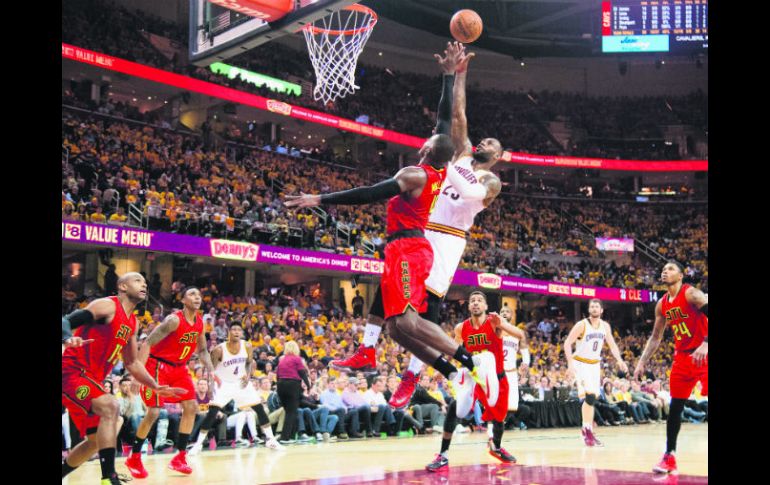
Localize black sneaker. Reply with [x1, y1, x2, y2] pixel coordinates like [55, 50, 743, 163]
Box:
[425, 453, 449, 472]
[488, 446, 517, 464]
[101, 473, 132, 484]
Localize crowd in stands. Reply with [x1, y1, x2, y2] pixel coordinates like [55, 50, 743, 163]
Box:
[62, 107, 707, 291]
[63, 280, 707, 456]
[63, 0, 708, 161]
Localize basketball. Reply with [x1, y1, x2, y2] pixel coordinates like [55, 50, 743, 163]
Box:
[450, 9, 483, 44]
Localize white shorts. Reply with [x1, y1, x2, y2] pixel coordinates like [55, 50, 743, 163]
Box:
[424, 229, 467, 297]
[506, 372, 519, 411]
[211, 381, 261, 409]
[573, 359, 601, 398]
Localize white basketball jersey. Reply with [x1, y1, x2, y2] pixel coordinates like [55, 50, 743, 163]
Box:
[215, 341, 249, 383]
[502, 335, 519, 372]
[573, 319, 607, 363]
[429, 156, 486, 231]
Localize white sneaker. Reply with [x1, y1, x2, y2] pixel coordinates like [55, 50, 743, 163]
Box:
[316, 432, 324, 441]
[266, 438, 285, 450]
[452, 368, 475, 419]
[298, 433, 313, 442]
[454, 424, 470, 434]
[327, 434, 338, 442]
[432, 425, 444, 433]
[472, 351, 499, 407]
[236, 438, 251, 448]
[187, 442, 203, 456]
[254, 436, 265, 444]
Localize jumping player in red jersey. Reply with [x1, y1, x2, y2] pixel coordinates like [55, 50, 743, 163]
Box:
[634, 261, 708, 474]
[125, 286, 218, 478]
[285, 44, 492, 399]
[62, 272, 183, 485]
[426, 291, 523, 472]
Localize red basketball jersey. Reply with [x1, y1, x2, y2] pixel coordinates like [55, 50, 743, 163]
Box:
[461, 316, 504, 375]
[386, 164, 445, 234]
[150, 310, 203, 364]
[62, 296, 136, 382]
[661, 284, 708, 352]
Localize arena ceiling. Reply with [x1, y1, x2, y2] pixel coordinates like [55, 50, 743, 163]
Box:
[361, 0, 603, 58]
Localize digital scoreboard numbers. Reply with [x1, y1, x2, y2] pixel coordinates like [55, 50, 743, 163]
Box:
[602, 0, 708, 53]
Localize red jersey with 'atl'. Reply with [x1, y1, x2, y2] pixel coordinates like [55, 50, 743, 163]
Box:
[661, 284, 708, 352]
[150, 310, 203, 364]
[386, 164, 445, 235]
[461, 316, 504, 375]
[62, 296, 136, 382]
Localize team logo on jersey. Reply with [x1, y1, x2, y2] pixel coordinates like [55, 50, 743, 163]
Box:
[145, 387, 153, 400]
[180, 332, 199, 344]
[75, 385, 90, 400]
[477, 273, 502, 289]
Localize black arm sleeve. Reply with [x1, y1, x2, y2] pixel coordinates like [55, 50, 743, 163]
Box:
[62, 309, 95, 342]
[699, 304, 708, 318]
[434, 74, 455, 136]
[297, 368, 311, 390]
[319, 178, 401, 205]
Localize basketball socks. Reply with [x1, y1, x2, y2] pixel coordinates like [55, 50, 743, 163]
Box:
[407, 355, 424, 375]
[176, 433, 190, 453]
[453, 346, 475, 371]
[440, 437, 451, 457]
[492, 421, 504, 449]
[363, 323, 382, 347]
[98, 448, 116, 479]
[132, 435, 145, 454]
[432, 356, 458, 380]
[666, 399, 686, 454]
[62, 460, 76, 478]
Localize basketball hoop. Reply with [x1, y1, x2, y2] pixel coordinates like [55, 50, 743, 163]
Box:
[302, 4, 377, 104]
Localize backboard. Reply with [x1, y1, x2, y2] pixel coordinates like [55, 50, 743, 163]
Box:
[189, 0, 361, 66]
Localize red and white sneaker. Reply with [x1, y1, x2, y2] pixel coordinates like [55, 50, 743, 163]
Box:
[583, 427, 602, 447]
[330, 346, 376, 373]
[125, 452, 148, 479]
[168, 451, 193, 475]
[653, 453, 678, 474]
[388, 370, 418, 409]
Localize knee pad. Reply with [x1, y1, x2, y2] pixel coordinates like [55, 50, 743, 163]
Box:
[584, 394, 596, 406]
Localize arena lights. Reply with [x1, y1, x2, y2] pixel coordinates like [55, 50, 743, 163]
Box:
[62, 43, 708, 173]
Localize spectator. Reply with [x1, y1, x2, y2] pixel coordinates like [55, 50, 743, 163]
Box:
[275, 340, 310, 444]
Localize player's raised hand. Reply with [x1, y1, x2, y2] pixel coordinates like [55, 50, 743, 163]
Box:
[284, 192, 321, 208]
[487, 311, 502, 327]
[63, 337, 95, 350]
[455, 42, 475, 73]
[155, 386, 188, 397]
[434, 41, 463, 74]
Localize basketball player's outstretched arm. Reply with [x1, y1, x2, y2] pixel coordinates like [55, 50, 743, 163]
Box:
[433, 42, 461, 135]
[137, 313, 181, 365]
[283, 167, 427, 208]
[603, 322, 629, 373]
[634, 299, 667, 379]
[450, 43, 475, 160]
[61, 297, 116, 349]
[196, 331, 220, 386]
[686, 286, 708, 366]
[123, 334, 185, 397]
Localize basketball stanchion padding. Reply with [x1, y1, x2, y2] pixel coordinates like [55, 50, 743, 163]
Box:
[207, 0, 294, 22]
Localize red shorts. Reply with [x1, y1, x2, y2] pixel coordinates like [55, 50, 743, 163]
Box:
[62, 365, 106, 436]
[670, 351, 708, 399]
[474, 374, 509, 423]
[141, 357, 196, 407]
[381, 237, 434, 319]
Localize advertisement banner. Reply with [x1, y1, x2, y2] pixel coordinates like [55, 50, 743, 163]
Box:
[62, 222, 657, 302]
[596, 237, 635, 252]
[62, 43, 708, 173]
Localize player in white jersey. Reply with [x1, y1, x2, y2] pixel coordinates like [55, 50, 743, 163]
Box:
[188, 322, 284, 453]
[564, 299, 628, 447]
[499, 306, 530, 418]
[387, 42, 506, 409]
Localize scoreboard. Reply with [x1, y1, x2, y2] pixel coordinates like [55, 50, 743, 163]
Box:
[601, 0, 708, 53]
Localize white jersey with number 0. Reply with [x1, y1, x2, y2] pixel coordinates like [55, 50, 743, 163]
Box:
[573, 319, 607, 364]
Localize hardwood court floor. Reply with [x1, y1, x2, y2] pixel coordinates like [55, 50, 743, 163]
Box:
[63, 423, 707, 484]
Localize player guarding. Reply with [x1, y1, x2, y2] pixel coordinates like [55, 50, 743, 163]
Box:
[634, 261, 708, 474]
[426, 292, 522, 472]
[188, 322, 284, 454]
[564, 298, 628, 447]
[62, 273, 182, 484]
[499, 306, 530, 427]
[389, 41, 505, 409]
[125, 287, 217, 478]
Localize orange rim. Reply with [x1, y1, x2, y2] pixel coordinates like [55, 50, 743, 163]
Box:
[305, 4, 377, 36]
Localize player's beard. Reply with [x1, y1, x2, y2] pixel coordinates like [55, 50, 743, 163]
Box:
[472, 150, 495, 165]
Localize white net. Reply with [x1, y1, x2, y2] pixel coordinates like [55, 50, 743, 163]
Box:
[302, 5, 377, 104]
